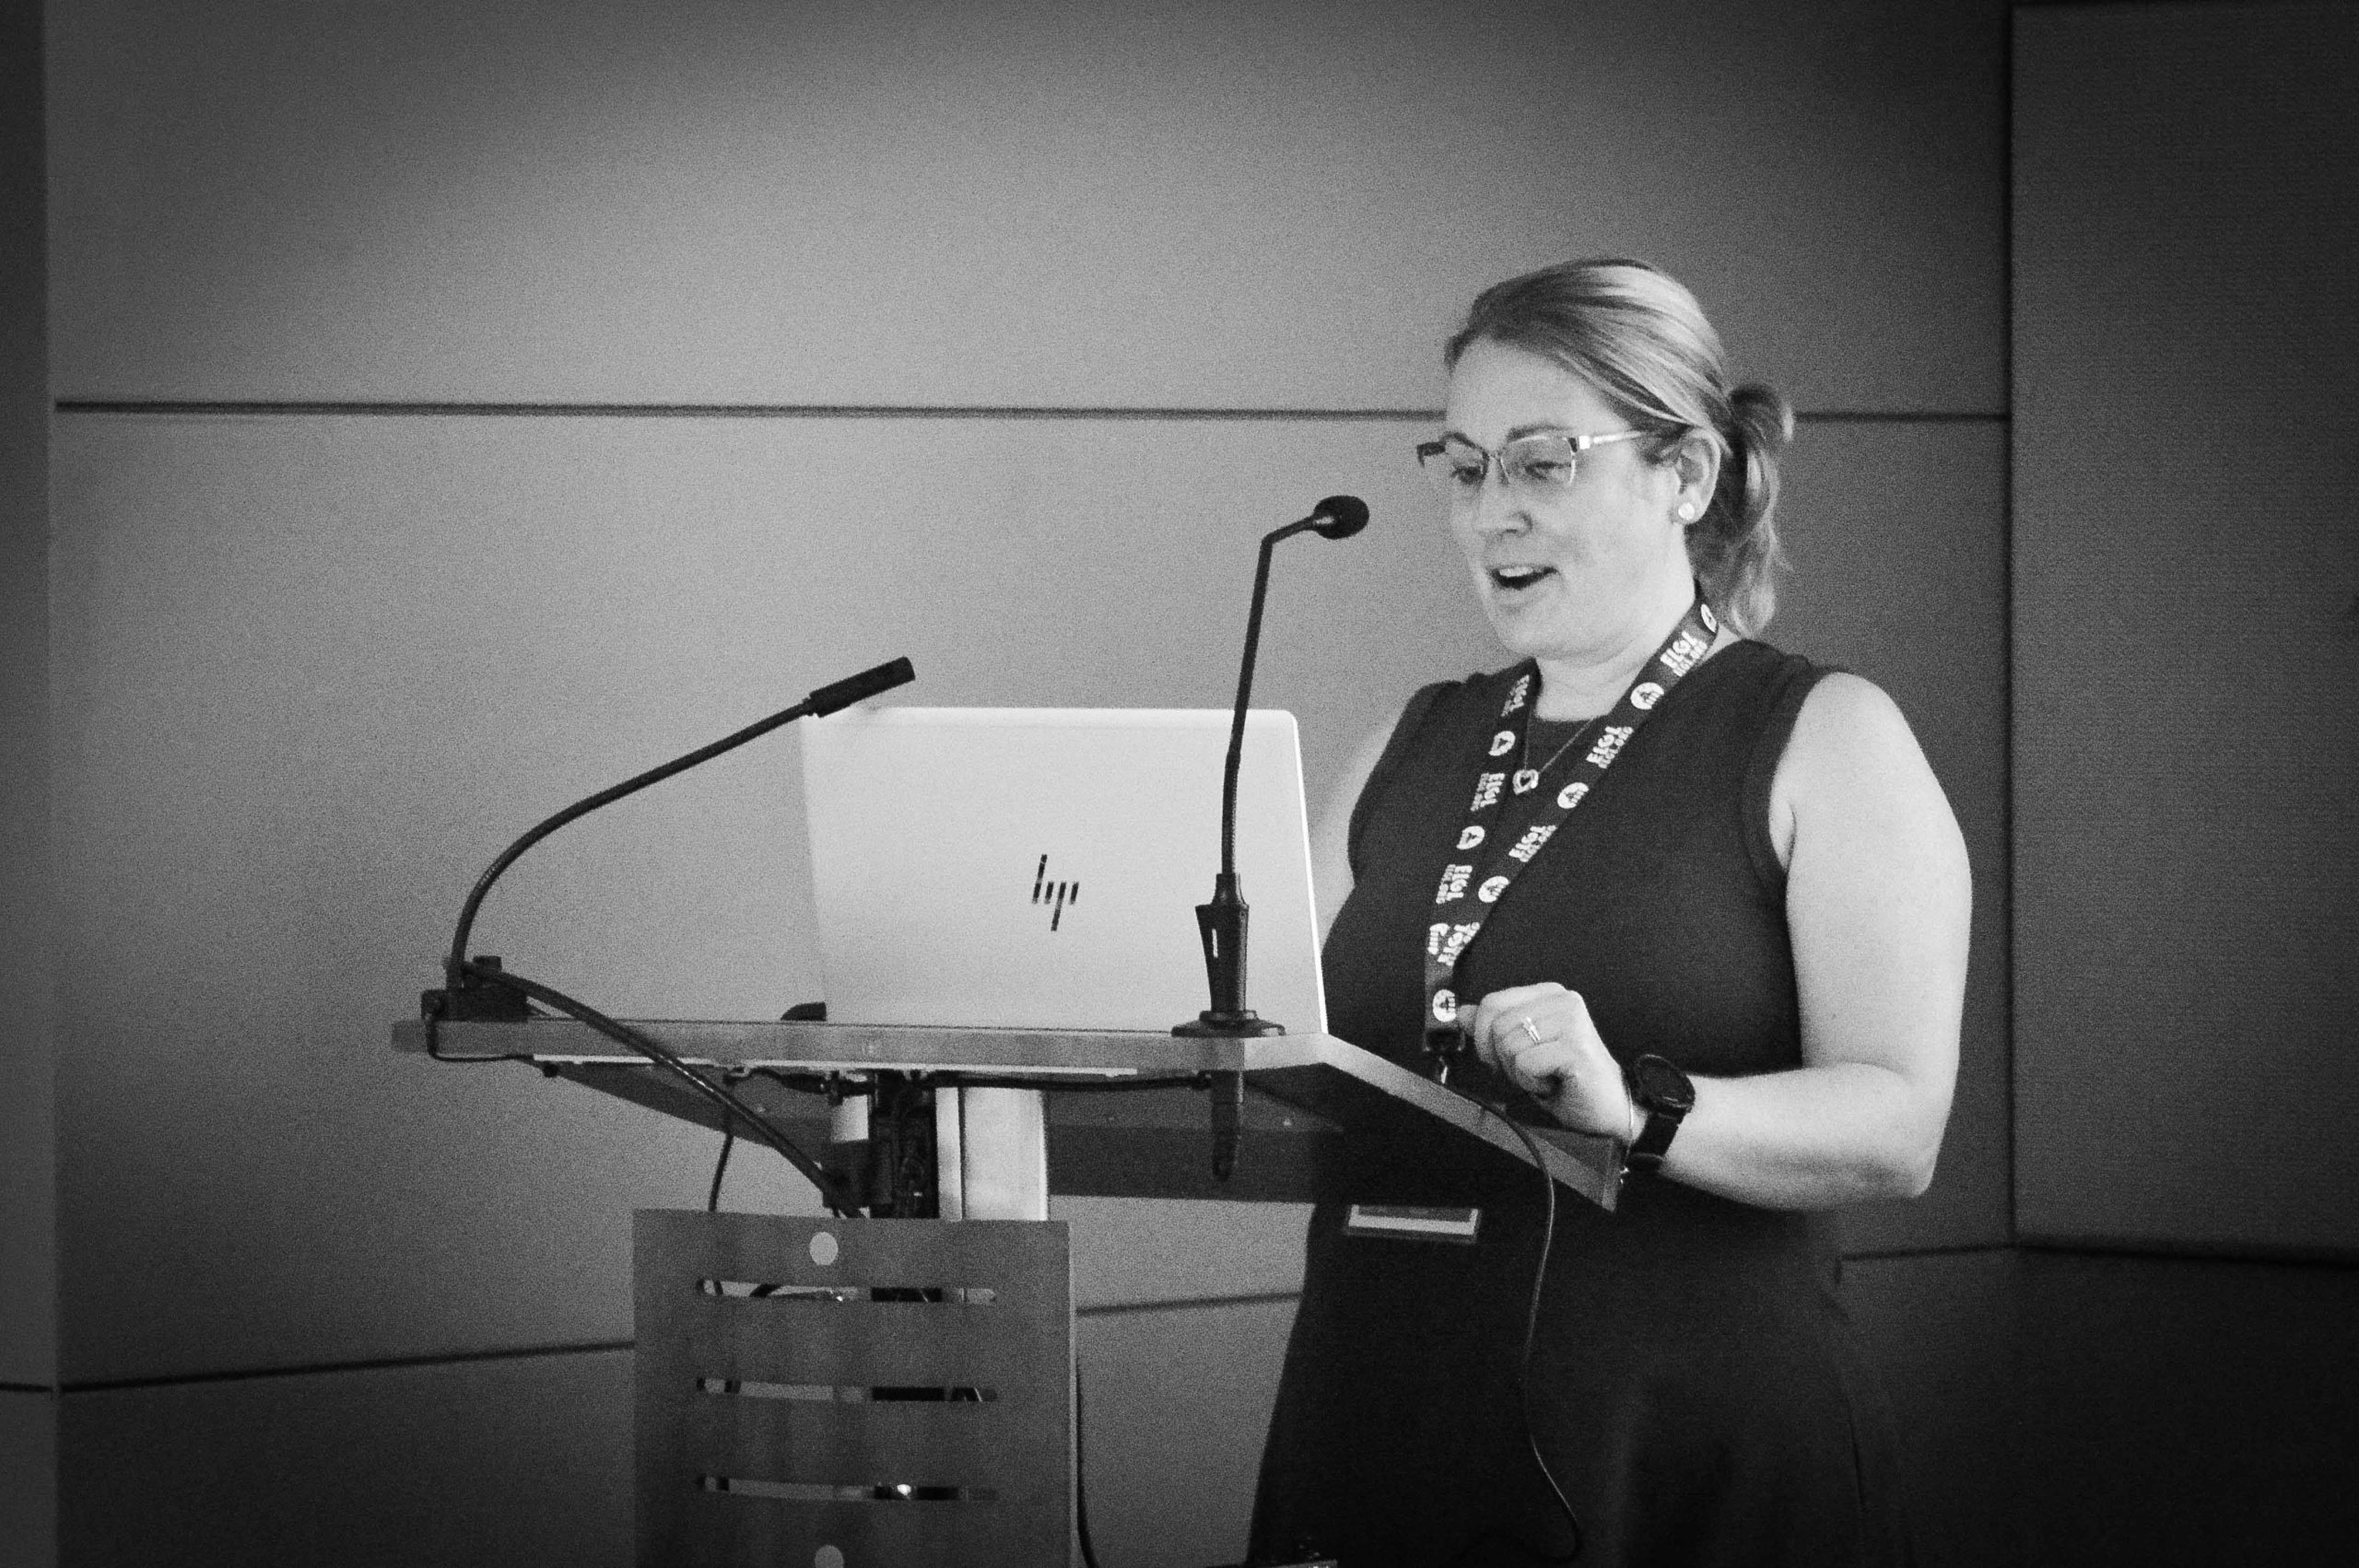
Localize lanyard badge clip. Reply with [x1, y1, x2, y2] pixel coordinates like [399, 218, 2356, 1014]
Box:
[1423, 1020, 1470, 1083]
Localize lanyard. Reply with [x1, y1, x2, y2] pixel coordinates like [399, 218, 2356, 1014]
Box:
[1420, 595, 1720, 1081]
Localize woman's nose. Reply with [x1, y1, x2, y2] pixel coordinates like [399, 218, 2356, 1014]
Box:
[1469, 473, 1527, 534]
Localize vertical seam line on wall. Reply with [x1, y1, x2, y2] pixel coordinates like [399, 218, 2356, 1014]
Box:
[2001, 0, 2021, 1249]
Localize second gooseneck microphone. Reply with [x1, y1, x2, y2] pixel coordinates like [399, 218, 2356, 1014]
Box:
[1176, 494, 1369, 1040]
[443, 655, 920, 1023]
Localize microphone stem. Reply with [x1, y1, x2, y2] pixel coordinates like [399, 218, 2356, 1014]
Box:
[445, 655, 913, 982]
[1177, 505, 1349, 1046]
[447, 699, 807, 979]
[1221, 517, 1315, 878]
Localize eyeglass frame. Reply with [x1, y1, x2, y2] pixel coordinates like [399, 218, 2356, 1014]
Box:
[1414, 427, 1649, 501]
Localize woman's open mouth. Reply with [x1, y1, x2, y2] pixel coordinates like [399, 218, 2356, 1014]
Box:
[1489, 565, 1556, 593]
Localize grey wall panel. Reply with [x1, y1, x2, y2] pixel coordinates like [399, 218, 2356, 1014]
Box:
[1059, 1197, 1308, 1311]
[46, 411, 1493, 1381]
[2018, 1252, 2359, 1565]
[1775, 421, 2012, 1254]
[2013, 6, 2359, 1254]
[50, 404, 1998, 1381]
[1839, 1250, 2021, 1568]
[49, 0, 2004, 414]
[1076, 1295, 1297, 1568]
[0, 0, 54, 1390]
[57, 1352, 631, 1568]
[0, 1389, 58, 1568]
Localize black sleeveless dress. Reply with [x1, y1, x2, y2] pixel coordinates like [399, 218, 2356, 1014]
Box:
[1249, 642, 1911, 1568]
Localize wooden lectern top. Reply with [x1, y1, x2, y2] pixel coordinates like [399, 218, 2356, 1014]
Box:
[393, 1018, 1622, 1211]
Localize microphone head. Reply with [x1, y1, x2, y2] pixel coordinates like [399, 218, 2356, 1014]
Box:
[804, 656, 917, 718]
[1309, 495, 1370, 538]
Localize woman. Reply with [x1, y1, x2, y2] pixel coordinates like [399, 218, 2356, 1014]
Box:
[1249, 259, 1968, 1567]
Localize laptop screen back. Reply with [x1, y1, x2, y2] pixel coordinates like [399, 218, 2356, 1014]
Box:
[801, 707, 1326, 1035]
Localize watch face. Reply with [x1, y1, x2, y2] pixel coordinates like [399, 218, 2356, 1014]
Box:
[1633, 1056, 1696, 1115]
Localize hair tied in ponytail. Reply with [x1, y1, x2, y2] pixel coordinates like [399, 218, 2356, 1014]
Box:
[1447, 260, 1794, 634]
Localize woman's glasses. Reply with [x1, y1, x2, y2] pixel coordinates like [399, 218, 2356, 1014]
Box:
[1414, 428, 1645, 503]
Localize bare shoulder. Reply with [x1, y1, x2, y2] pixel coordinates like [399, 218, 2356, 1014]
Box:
[1769, 669, 1965, 876]
[1790, 671, 1919, 772]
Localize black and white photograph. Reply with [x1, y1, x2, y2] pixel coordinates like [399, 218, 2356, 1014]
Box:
[3, 2, 2353, 1564]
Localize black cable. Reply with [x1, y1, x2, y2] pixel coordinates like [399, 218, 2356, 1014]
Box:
[745, 1067, 1178, 1103]
[707, 1129, 734, 1212]
[1499, 1109, 1583, 1562]
[421, 667, 914, 1206]
[426, 1016, 1224, 1225]
[463, 958, 861, 1217]
[1438, 1098, 1584, 1568]
[1074, 1360, 1103, 1568]
[749, 1067, 858, 1097]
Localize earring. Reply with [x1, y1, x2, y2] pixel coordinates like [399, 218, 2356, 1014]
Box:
[1675, 501, 1699, 522]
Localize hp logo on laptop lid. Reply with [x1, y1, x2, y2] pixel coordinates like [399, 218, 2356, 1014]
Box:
[1029, 854, 1080, 930]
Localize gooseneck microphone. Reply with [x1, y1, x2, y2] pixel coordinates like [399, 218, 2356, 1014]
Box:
[420, 654, 915, 1217]
[437, 655, 915, 1005]
[1176, 495, 1369, 1043]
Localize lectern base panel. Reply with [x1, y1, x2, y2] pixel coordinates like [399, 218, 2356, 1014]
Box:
[635, 1211, 1074, 1567]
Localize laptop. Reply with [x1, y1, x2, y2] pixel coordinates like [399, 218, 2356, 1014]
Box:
[800, 707, 1327, 1036]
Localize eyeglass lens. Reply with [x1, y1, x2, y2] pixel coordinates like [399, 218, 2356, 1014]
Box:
[1420, 434, 1580, 497]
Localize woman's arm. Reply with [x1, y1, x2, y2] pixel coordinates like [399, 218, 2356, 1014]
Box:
[1473, 672, 1970, 1209]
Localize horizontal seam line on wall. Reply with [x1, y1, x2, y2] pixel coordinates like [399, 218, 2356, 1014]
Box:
[58, 1340, 635, 1395]
[53, 399, 2006, 425]
[1077, 1289, 1300, 1319]
[51, 1299, 1320, 1390]
[0, 1380, 57, 1395]
[56, 400, 1440, 422]
[2014, 1236, 2359, 1270]
[1840, 1242, 2019, 1262]
[1801, 410, 2006, 424]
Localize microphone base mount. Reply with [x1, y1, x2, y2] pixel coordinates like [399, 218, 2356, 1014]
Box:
[421, 954, 531, 1024]
[1172, 1011, 1286, 1038]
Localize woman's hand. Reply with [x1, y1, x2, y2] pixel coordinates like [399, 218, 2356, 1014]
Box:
[1462, 982, 1638, 1141]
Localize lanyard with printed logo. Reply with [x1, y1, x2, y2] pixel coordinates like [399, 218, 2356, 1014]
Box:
[1421, 595, 1720, 1081]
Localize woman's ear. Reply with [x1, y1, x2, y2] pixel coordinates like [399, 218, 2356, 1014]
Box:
[1670, 432, 1720, 521]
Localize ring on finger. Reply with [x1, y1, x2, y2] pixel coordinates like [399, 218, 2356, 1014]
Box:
[1519, 1014, 1544, 1047]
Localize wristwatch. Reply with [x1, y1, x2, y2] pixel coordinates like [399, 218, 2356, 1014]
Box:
[1624, 1054, 1696, 1175]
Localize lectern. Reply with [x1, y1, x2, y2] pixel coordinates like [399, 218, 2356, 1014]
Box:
[393, 1018, 1623, 1565]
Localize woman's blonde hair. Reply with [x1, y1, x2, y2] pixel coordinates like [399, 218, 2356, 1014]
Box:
[1445, 258, 1794, 634]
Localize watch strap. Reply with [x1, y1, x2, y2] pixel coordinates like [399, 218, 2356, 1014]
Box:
[1625, 1056, 1694, 1175]
[1627, 1106, 1683, 1173]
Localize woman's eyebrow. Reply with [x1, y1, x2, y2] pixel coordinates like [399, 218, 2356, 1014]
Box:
[1436, 423, 1578, 444]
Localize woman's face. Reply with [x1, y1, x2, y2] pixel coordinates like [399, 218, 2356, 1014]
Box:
[1439, 338, 1694, 671]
